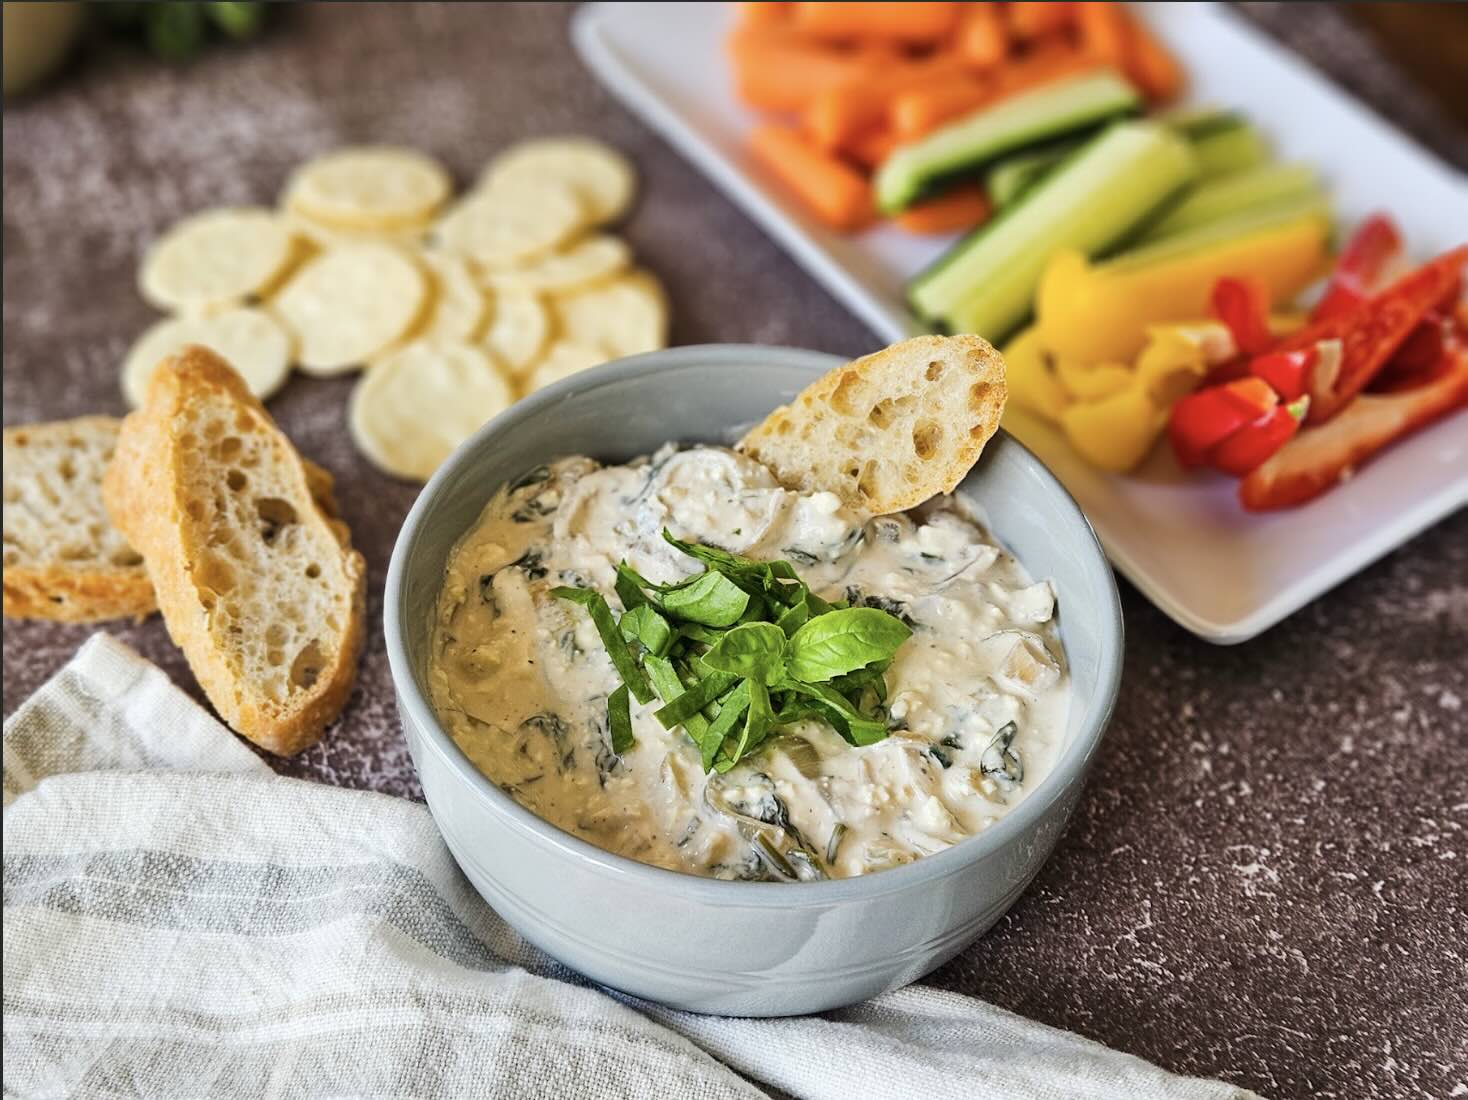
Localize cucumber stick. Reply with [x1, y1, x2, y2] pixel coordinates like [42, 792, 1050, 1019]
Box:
[1138, 163, 1321, 242]
[985, 111, 1268, 210]
[875, 70, 1141, 213]
[985, 143, 1075, 207]
[909, 121, 1196, 341]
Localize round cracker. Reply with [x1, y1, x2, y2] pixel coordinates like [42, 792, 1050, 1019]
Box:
[350, 340, 513, 481]
[139, 207, 297, 313]
[482, 233, 630, 295]
[283, 209, 429, 251]
[122, 308, 293, 407]
[433, 180, 586, 266]
[482, 138, 636, 224]
[284, 146, 451, 230]
[273, 242, 428, 375]
[552, 269, 668, 359]
[522, 340, 610, 395]
[422, 252, 488, 342]
[481, 289, 549, 374]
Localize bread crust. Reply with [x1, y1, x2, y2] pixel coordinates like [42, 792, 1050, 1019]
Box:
[738, 335, 1008, 515]
[2, 565, 156, 622]
[103, 346, 366, 755]
[2, 415, 158, 623]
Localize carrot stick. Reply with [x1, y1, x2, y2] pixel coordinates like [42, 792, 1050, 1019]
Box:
[894, 185, 992, 234]
[792, 2, 962, 45]
[844, 127, 901, 171]
[890, 79, 995, 140]
[955, 3, 1009, 71]
[1073, 2, 1129, 69]
[994, 40, 1103, 94]
[1006, 2, 1075, 40]
[803, 54, 966, 149]
[1118, 8, 1184, 102]
[727, 28, 873, 112]
[749, 123, 876, 231]
[737, 2, 791, 28]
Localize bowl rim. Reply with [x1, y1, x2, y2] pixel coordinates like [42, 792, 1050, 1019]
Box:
[385, 343, 1124, 905]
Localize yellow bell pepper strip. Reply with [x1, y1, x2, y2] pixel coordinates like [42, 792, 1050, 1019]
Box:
[1055, 358, 1132, 401]
[1046, 321, 1229, 473]
[1135, 321, 1233, 404]
[1240, 336, 1468, 510]
[1034, 209, 1332, 365]
[1059, 385, 1169, 473]
[1000, 326, 1071, 424]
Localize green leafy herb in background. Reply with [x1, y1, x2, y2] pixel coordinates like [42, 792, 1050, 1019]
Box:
[555, 530, 912, 772]
[95, 2, 267, 65]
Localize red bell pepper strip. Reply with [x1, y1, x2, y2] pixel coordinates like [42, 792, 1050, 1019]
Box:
[1311, 213, 1404, 322]
[1240, 337, 1468, 510]
[1209, 396, 1309, 477]
[1211, 276, 1275, 357]
[1278, 244, 1468, 425]
[1250, 347, 1317, 401]
[1168, 377, 1277, 468]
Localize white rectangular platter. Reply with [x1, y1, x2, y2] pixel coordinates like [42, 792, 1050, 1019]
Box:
[573, 1, 1468, 643]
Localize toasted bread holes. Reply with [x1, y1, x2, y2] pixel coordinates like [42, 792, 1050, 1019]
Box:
[290, 640, 325, 689]
[912, 420, 943, 461]
[256, 498, 297, 544]
[926, 360, 945, 381]
[827, 372, 863, 415]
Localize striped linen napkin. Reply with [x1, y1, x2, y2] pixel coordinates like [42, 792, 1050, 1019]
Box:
[3, 634, 1255, 1099]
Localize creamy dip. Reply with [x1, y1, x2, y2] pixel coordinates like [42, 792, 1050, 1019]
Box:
[428, 445, 1069, 881]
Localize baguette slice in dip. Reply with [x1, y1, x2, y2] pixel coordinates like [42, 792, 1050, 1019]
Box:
[738, 334, 1007, 516]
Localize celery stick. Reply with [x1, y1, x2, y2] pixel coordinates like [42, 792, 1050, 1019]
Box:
[876, 70, 1141, 213]
[1138, 163, 1322, 242]
[909, 121, 1197, 342]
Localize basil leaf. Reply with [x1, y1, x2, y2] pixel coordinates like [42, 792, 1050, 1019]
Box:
[700, 680, 750, 770]
[724, 679, 774, 766]
[653, 670, 739, 728]
[702, 622, 788, 685]
[606, 684, 634, 755]
[644, 654, 713, 745]
[552, 587, 653, 704]
[619, 604, 673, 658]
[676, 623, 725, 647]
[775, 593, 810, 638]
[787, 607, 912, 683]
[614, 563, 650, 611]
[659, 569, 750, 627]
[780, 681, 890, 746]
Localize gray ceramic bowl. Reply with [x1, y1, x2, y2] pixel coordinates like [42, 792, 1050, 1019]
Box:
[386, 344, 1123, 1016]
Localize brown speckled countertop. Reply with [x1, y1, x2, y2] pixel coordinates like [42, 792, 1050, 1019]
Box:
[4, 5, 1465, 1098]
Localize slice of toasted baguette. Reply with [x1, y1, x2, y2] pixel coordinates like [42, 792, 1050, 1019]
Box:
[3, 417, 157, 622]
[103, 346, 366, 755]
[738, 335, 1008, 515]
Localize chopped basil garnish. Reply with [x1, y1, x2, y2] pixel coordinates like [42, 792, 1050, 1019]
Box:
[553, 529, 911, 772]
[606, 684, 634, 755]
